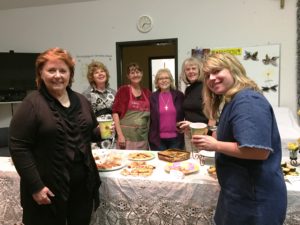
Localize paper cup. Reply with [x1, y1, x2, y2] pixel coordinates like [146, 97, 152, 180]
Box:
[189, 123, 208, 136]
[98, 119, 113, 139]
[189, 123, 208, 154]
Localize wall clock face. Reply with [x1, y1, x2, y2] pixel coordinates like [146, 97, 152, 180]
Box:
[137, 15, 153, 33]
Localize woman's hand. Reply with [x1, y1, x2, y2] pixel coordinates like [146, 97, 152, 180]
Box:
[176, 120, 191, 133]
[32, 186, 55, 205]
[117, 134, 126, 149]
[191, 134, 218, 151]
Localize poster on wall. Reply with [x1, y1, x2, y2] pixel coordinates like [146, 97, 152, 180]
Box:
[204, 44, 280, 106]
[73, 54, 114, 93]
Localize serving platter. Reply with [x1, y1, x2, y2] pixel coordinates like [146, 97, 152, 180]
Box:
[92, 149, 126, 171]
[199, 150, 215, 158]
[127, 152, 155, 161]
[158, 149, 190, 162]
[97, 162, 127, 172]
[164, 161, 199, 175]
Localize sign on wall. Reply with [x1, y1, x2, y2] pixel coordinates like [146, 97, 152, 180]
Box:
[193, 44, 281, 106]
[73, 54, 114, 93]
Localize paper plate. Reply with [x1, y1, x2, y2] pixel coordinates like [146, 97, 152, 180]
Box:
[127, 152, 155, 161]
[164, 161, 199, 175]
[199, 150, 215, 158]
[97, 162, 127, 172]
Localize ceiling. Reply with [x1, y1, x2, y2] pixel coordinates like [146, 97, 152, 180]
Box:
[0, 0, 95, 10]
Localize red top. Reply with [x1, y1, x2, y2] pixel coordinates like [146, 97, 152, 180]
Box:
[112, 85, 151, 119]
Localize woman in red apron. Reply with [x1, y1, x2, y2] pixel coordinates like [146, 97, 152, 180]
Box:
[112, 63, 151, 150]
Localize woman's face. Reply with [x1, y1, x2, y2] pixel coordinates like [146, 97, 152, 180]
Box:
[205, 68, 234, 95]
[185, 63, 199, 83]
[157, 72, 171, 91]
[128, 68, 142, 85]
[93, 68, 107, 86]
[41, 59, 70, 95]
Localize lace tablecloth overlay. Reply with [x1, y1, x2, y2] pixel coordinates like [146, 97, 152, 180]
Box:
[91, 177, 219, 225]
[0, 152, 300, 225]
[0, 157, 23, 225]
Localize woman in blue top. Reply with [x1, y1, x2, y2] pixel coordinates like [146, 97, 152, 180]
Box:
[192, 52, 287, 225]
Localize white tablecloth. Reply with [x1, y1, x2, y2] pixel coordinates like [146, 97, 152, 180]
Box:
[1, 150, 300, 225]
[0, 157, 23, 225]
[91, 151, 219, 225]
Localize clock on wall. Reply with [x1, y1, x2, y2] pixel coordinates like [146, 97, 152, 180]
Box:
[137, 15, 153, 33]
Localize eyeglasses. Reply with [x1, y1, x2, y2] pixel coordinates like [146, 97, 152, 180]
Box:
[158, 77, 170, 81]
[129, 69, 142, 75]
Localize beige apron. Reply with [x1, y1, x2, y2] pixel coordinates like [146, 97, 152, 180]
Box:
[120, 88, 150, 150]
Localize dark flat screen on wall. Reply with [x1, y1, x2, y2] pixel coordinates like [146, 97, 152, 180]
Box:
[0, 52, 39, 92]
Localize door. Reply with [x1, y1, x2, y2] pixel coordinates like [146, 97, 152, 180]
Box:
[116, 38, 178, 90]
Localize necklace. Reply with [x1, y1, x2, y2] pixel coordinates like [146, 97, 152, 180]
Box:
[160, 93, 171, 110]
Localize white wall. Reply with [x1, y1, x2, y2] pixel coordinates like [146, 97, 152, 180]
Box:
[0, 0, 297, 127]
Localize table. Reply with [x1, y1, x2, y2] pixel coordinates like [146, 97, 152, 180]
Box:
[91, 151, 219, 225]
[1, 151, 300, 225]
[0, 157, 23, 225]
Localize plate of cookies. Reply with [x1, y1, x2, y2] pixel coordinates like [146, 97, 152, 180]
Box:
[120, 161, 156, 177]
[93, 150, 126, 172]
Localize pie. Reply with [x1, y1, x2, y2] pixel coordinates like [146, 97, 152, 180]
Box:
[127, 152, 154, 161]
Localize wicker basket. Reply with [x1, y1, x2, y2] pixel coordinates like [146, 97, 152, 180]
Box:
[158, 149, 190, 162]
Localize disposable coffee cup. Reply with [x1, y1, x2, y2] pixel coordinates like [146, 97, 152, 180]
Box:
[189, 123, 208, 154]
[189, 123, 208, 136]
[98, 119, 113, 139]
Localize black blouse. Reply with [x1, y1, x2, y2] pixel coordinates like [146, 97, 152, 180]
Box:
[182, 81, 208, 123]
[9, 84, 101, 206]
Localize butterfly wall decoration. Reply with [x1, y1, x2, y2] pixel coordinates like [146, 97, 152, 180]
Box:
[262, 54, 279, 66]
[261, 84, 278, 93]
[243, 51, 259, 61]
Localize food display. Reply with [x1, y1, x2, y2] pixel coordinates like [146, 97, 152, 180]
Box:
[121, 161, 156, 177]
[92, 150, 126, 171]
[127, 152, 155, 161]
[158, 149, 190, 162]
[164, 161, 199, 175]
[281, 162, 299, 176]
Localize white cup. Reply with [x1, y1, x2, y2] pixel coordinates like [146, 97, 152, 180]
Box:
[189, 123, 208, 154]
[189, 123, 208, 136]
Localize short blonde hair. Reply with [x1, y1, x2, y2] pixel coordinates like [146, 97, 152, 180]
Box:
[154, 68, 176, 90]
[180, 57, 203, 84]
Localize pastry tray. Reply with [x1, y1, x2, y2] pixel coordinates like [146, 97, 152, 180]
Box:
[158, 149, 190, 162]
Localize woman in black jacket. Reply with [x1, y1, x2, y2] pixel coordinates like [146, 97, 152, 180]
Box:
[9, 47, 102, 225]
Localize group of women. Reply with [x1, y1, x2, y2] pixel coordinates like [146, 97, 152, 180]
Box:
[9, 47, 287, 225]
[82, 57, 209, 152]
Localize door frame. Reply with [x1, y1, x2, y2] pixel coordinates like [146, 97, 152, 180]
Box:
[116, 38, 178, 88]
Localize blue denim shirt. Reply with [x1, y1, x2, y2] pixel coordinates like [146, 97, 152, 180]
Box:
[214, 89, 287, 225]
